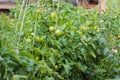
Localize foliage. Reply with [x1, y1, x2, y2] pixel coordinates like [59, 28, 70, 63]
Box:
[0, 0, 120, 80]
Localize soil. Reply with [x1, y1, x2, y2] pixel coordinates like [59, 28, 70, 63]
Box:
[0, 0, 98, 15]
[0, 3, 16, 9]
[78, 1, 98, 9]
[0, 9, 10, 15]
[0, 3, 16, 15]
[87, 2, 98, 9]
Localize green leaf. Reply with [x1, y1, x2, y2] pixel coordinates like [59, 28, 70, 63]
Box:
[105, 78, 120, 80]
[57, 75, 64, 80]
[70, 31, 74, 36]
[0, 56, 4, 61]
[89, 50, 96, 58]
[74, 62, 86, 72]
[63, 64, 72, 74]
[90, 43, 96, 49]
[13, 75, 27, 80]
[103, 48, 110, 55]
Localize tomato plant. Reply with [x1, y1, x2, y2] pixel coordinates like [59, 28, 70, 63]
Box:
[0, 0, 120, 80]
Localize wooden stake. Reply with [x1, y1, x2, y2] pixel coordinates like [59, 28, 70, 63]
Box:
[99, 0, 106, 13]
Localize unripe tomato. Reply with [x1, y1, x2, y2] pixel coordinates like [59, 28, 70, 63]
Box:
[55, 29, 62, 37]
[51, 12, 56, 19]
[36, 57, 39, 60]
[36, 9, 41, 13]
[81, 26, 87, 32]
[99, 20, 104, 23]
[31, 32, 35, 36]
[29, 29, 33, 33]
[93, 26, 97, 30]
[26, 38, 31, 43]
[118, 34, 120, 39]
[86, 21, 91, 26]
[93, 26, 100, 32]
[49, 26, 55, 32]
[79, 32, 83, 35]
[36, 36, 44, 42]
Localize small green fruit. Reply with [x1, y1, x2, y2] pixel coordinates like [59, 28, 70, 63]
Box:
[118, 34, 120, 39]
[55, 29, 62, 37]
[36, 36, 44, 42]
[51, 12, 56, 18]
[26, 38, 31, 43]
[49, 26, 55, 32]
[81, 26, 87, 32]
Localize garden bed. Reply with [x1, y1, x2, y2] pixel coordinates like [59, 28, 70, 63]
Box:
[0, 0, 120, 80]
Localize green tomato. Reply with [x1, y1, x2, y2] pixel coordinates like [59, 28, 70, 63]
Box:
[49, 26, 55, 32]
[26, 38, 31, 43]
[30, 32, 35, 36]
[36, 36, 44, 42]
[29, 29, 33, 32]
[36, 57, 39, 60]
[93, 26, 100, 32]
[81, 26, 87, 32]
[86, 21, 91, 26]
[118, 34, 120, 39]
[51, 12, 56, 19]
[55, 29, 63, 37]
[79, 32, 83, 35]
[36, 9, 41, 13]
[99, 20, 104, 23]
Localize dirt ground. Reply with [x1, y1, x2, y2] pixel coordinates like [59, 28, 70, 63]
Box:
[87, 3, 98, 9]
[0, 3, 16, 9]
[78, 1, 98, 9]
[0, 3, 16, 15]
[0, 0, 98, 15]
[0, 9, 10, 15]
